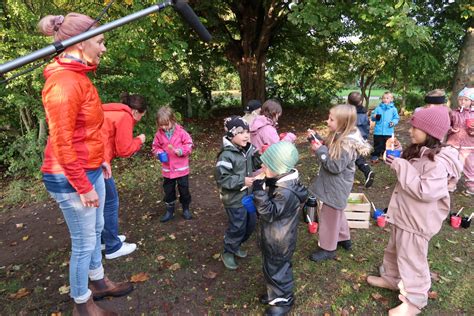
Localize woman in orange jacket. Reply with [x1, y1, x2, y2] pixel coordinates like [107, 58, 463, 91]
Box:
[101, 93, 147, 259]
[39, 13, 131, 315]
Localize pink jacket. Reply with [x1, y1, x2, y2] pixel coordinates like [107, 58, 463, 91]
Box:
[385, 146, 462, 240]
[152, 124, 193, 179]
[249, 115, 296, 151]
[447, 108, 474, 149]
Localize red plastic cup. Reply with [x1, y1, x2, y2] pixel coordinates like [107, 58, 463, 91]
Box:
[308, 222, 318, 234]
[451, 215, 462, 229]
[377, 215, 386, 228]
[466, 118, 474, 128]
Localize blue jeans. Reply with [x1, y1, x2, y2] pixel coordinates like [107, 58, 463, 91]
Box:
[48, 173, 105, 300]
[102, 177, 122, 254]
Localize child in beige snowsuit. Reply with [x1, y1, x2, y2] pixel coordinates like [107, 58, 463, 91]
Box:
[367, 106, 463, 315]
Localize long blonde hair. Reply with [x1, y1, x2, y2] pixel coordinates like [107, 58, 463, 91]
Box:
[325, 104, 358, 160]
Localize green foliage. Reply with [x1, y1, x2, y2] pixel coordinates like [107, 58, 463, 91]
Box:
[403, 91, 425, 111]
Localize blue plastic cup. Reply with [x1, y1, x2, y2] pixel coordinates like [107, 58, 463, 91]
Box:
[242, 195, 256, 213]
[158, 152, 169, 163]
[373, 209, 384, 219]
[386, 149, 401, 158]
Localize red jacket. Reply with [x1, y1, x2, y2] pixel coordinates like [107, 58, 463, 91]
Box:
[102, 103, 143, 163]
[152, 124, 193, 179]
[41, 57, 104, 194]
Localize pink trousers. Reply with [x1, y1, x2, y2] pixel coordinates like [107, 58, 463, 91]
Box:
[380, 225, 430, 309]
[318, 203, 351, 251]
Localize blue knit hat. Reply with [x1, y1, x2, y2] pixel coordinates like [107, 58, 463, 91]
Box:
[261, 141, 299, 174]
[458, 87, 474, 101]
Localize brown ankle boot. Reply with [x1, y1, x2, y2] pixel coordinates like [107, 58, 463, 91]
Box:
[90, 276, 133, 300]
[73, 296, 117, 316]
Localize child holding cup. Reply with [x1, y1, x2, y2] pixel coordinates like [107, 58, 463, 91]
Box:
[367, 106, 462, 315]
[215, 116, 262, 270]
[307, 104, 371, 262]
[252, 141, 308, 315]
[447, 87, 474, 195]
[152, 106, 193, 222]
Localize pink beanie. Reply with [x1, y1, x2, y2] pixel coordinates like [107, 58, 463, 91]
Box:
[410, 106, 450, 140]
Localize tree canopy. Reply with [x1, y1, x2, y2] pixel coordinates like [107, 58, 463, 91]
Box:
[0, 0, 472, 175]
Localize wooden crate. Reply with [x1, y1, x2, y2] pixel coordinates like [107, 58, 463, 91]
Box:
[344, 193, 371, 229]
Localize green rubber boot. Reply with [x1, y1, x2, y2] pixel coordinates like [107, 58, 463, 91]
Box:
[235, 249, 247, 258]
[221, 252, 238, 270]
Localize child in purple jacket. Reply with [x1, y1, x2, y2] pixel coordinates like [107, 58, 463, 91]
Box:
[152, 106, 193, 222]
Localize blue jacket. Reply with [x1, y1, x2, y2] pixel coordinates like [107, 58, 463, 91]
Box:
[356, 106, 370, 140]
[371, 102, 399, 136]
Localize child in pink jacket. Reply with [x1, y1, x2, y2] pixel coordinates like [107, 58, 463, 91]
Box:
[152, 106, 193, 222]
[447, 87, 474, 195]
[367, 106, 462, 315]
[250, 99, 296, 153]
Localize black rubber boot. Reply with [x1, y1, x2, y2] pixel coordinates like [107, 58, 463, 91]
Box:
[309, 249, 336, 262]
[160, 202, 175, 223]
[337, 240, 352, 251]
[182, 206, 192, 220]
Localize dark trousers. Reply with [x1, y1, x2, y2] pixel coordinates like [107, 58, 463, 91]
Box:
[223, 206, 256, 254]
[163, 175, 191, 207]
[372, 135, 391, 158]
[355, 155, 371, 177]
[263, 255, 294, 305]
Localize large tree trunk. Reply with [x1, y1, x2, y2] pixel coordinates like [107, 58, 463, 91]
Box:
[451, 26, 474, 108]
[216, 1, 287, 107]
[238, 56, 266, 106]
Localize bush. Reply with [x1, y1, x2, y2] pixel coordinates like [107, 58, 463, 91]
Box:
[0, 130, 43, 178]
[403, 92, 424, 111]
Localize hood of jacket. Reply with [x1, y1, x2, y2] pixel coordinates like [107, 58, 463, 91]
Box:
[341, 129, 372, 156]
[379, 102, 395, 111]
[102, 103, 135, 122]
[43, 57, 97, 79]
[421, 146, 463, 181]
[250, 115, 275, 133]
[275, 169, 308, 203]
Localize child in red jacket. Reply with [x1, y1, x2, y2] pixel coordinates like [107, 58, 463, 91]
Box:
[152, 106, 193, 222]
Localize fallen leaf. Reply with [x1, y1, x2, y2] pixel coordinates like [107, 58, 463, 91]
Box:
[169, 234, 176, 240]
[352, 283, 361, 291]
[58, 285, 70, 295]
[203, 270, 217, 279]
[434, 241, 441, 249]
[446, 239, 458, 244]
[341, 308, 350, 316]
[169, 263, 181, 271]
[9, 288, 30, 299]
[22, 235, 29, 241]
[205, 295, 213, 303]
[428, 291, 438, 299]
[10, 241, 17, 247]
[56, 218, 65, 225]
[130, 272, 149, 283]
[453, 257, 463, 263]
[371, 292, 389, 305]
[212, 253, 220, 260]
[157, 236, 166, 242]
[430, 271, 440, 282]
[15, 223, 24, 229]
[51, 312, 62, 316]
[324, 313, 331, 316]
[156, 255, 165, 261]
[439, 275, 452, 283]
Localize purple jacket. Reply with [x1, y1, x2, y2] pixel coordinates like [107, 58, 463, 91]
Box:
[152, 124, 193, 179]
[250, 115, 296, 151]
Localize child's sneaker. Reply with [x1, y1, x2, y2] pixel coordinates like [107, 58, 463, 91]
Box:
[221, 252, 238, 270]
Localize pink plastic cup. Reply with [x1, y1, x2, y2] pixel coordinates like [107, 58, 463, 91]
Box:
[377, 215, 386, 228]
[450, 216, 461, 229]
[308, 222, 318, 234]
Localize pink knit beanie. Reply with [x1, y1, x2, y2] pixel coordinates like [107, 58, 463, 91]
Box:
[410, 106, 450, 140]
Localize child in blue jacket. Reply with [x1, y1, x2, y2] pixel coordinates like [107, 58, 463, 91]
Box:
[370, 92, 400, 162]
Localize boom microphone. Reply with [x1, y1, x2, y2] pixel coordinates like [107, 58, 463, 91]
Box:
[173, 0, 212, 42]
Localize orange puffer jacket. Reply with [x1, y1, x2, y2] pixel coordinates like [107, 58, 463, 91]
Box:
[41, 57, 104, 194]
[101, 103, 143, 164]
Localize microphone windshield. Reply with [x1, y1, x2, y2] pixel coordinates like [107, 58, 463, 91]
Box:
[173, 0, 212, 42]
